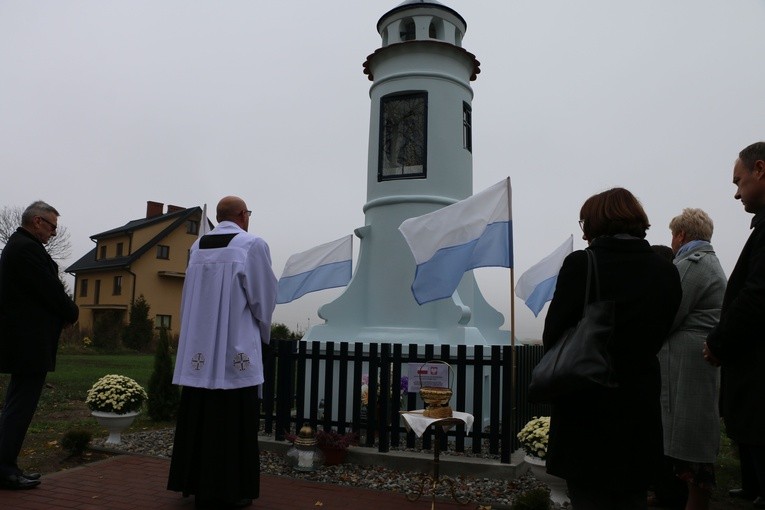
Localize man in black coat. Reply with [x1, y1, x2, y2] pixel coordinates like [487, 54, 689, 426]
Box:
[0, 201, 79, 490]
[705, 142, 765, 508]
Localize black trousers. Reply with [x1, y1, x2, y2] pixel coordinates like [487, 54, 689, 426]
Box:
[167, 386, 261, 503]
[0, 373, 46, 476]
[739, 442, 765, 498]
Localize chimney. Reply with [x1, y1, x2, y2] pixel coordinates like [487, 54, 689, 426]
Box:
[167, 204, 185, 214]
[146, 201, 164, 218]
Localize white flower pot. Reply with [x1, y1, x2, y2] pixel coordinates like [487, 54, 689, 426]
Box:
[91, 410, 139, 445]
[524, 454, 570, 505]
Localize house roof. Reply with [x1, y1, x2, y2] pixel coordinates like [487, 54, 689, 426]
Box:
[66, 206, 202, 274]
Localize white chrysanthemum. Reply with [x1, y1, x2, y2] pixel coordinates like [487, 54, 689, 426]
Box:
[85, 374, 147, 414]
[516, 416, 550, 460]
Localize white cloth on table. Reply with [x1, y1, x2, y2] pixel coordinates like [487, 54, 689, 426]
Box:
[401, 410, 474, 437]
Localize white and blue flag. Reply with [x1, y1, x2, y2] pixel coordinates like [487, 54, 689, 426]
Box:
[398, 178, 513, 305]
[515, 235, 573, 316]
[276, 235, 353, 304]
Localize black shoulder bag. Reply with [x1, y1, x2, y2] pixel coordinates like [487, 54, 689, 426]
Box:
[528, 249, 618, 403]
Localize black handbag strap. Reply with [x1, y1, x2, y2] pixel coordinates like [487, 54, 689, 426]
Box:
[584, 249, 601, 306]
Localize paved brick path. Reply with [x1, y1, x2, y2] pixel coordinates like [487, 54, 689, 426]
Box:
[0, 455, 473, 509]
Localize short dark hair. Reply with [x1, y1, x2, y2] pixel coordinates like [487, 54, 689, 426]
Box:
[739, 142, 765, 171]
[579, 187, 650, 240]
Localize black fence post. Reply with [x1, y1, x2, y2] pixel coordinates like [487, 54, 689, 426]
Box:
[378, 343, 391, 453]
[337, 342, 349, 435]
[274, 339, 296, 440]
[322, 341, 335, 431]
[390, 343, 403, 448]
[455, 345, 467, 452]
[472, 346, 484, 453]
[352, 342, 364, 438]
[405, 343, 418, 448]
[366, 343, 379, 447]
[501, 344, 512, 463]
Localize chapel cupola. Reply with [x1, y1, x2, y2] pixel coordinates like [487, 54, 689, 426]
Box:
[377, 0, 467, 47]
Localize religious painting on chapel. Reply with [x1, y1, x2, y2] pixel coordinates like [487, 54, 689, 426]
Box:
[378, 92, 427, 181]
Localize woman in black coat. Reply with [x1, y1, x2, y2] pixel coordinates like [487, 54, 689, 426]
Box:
[543, 188, 682, 509]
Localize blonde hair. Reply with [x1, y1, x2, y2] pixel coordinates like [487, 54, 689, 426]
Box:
[669, 208, 713, 242]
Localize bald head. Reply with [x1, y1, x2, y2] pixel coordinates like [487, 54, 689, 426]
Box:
[216, 196, 250, 230]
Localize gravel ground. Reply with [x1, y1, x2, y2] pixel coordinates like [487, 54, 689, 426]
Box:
[92, 428, 564, 509]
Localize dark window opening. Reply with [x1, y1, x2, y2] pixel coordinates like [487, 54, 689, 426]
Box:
[463, 102, 472, 152]
[157, 245, 170, 259]
[186, 220, 199, 235]
[400, 18, 415, 41]
[155, 315, 171, 330]
[378, 92, 427, 181]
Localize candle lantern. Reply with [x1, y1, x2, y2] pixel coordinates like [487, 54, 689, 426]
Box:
[286, 423, 324, 472]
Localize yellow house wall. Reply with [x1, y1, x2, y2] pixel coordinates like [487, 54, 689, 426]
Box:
[72, 213, 201, 335]
[131, 224, 196, 333]
[94, 233, 131, 259]
[73, 269, 133, 331]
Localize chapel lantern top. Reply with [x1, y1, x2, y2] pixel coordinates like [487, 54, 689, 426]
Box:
[377, 0, 467, 48]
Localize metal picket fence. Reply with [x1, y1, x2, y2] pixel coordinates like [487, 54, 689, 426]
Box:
[260, 340, 549, 464]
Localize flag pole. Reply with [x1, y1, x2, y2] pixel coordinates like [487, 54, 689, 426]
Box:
[506, 177, 517, 449]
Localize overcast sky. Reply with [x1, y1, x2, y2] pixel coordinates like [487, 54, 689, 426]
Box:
[1, 0, 764, 340]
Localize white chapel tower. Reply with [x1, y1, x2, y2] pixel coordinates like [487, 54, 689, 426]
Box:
[306, 0, 506, 345]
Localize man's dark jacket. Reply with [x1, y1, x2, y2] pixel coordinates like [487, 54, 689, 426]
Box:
[707, 212, 765, 445]
[0, 228, 79, 374]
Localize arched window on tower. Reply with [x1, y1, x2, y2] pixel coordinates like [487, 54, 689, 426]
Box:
[400, 18, 416, 41]
[429, 21, 438, 39]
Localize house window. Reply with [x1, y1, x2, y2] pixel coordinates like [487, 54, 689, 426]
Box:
[116, 242, 124, 257]
[463, 102, 472, 153]
[80, 279, 88, 297]
[156, 245, 170, 259]
[379, 92, 427, 181]
[100, 245, 107, 259]
[186, 220, 199, 235]
[113, 275, 122, 295]
[155, 314, 171, 330]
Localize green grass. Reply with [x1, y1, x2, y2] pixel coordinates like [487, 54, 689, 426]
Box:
[45, 354, 154, 393]
[0, 353, 172, 474]
[34, 354, 155, 415]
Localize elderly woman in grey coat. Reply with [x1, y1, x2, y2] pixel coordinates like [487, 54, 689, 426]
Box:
[659, 208, 726, 510]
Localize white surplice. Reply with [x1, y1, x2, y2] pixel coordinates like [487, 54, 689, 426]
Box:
[173, 221, 277, 390]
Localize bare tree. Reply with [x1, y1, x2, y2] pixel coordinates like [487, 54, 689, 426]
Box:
[0, 205, 72, 262]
